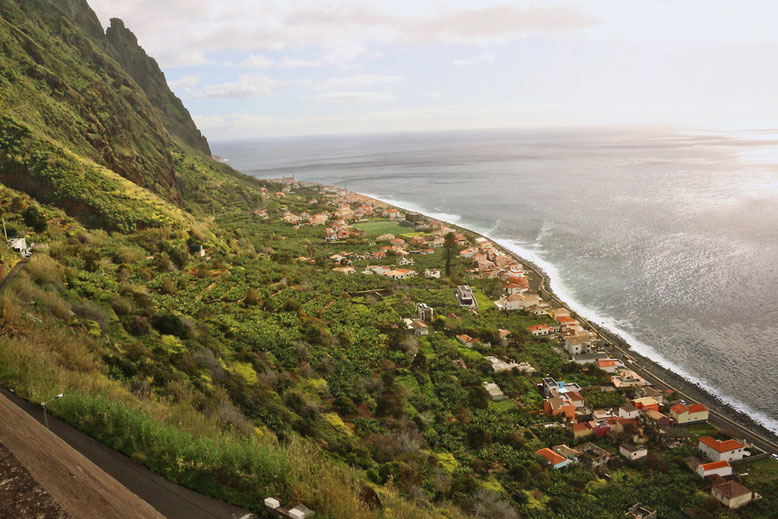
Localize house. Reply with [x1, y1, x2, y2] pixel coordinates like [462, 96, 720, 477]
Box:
[631, 397, 660, 412]
[422, 269, 440, 279]
[619, 443, 647, 461]
[697, 460, 732, 479]
[644, 409, 672, 426]
[456, 334, 478, 348]
[397, 256, 414, 266]
[7, 237, 32, 257]
[386, 269, 415, 279]
[571, 422, 592, 439]
[595, 358, 623, 373]
[564, 334, 593, 355]
[404, 319, 429, 336]
[416, 303, 434, 321]
[542, 377, 560, 397]
[188, 243, 206, 257]
[698, 436, 747, 462]
[670, 403, 709, 424]
[611, 370, 648, 388]
[572, 353, 610, 365]
[636, 386, 665, 404]
[566, 391, 585, 408]
[455, 285, 477, 307]
[483, 382, 508, 401]
[618, 404, 640, 420]
[552, 444, 581, 462]
[332, 266, 355, 275]
[577, 442, 610, 468]
[544, 397, 576, 420]
[626, 503, 656, 519]
[536, 448, 572, 469]
[527, 324, 555, 336]
[711, 480, 753, 509]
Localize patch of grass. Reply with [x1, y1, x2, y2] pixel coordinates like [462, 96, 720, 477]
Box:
[353, 220, 409, 236]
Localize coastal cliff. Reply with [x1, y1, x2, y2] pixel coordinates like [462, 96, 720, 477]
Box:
[105, 18, 211, 156]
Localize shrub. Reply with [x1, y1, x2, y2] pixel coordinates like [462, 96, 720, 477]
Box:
[109, 296, 133, 316]
[125, 315, 151, 336]
[71, 301, 109, 332]
[151, 313, 189, 338]
[24, 254, 64, 285]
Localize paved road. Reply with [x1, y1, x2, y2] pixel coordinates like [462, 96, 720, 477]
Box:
[0, 388, 255, 519]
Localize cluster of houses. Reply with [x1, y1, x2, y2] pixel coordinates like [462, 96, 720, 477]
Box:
[268, 183, 764, 513]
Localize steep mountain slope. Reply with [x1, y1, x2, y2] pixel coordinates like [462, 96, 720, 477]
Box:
[105, 18, 211, 156]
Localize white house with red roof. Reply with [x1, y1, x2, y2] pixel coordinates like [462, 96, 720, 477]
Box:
[697, 460, 733, 479]
[528, 324, 555, 336]
[698, 436, 747, 462]
[670, 403, 709, 424]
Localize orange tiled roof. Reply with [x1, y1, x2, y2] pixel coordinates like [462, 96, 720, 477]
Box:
[699, 436, 744, 453]
[536, 448, 567, 465]
[700, 460, 730, 471]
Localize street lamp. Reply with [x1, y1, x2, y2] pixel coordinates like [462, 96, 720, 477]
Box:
[41, 393, 63, 430]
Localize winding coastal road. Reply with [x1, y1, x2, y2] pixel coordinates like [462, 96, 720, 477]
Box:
[528, 263, 778, 455]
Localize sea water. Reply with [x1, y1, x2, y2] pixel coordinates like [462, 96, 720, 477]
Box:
[212, 127, 778, 434]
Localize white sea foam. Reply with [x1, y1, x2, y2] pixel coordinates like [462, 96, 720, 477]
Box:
[361, 191, 778, 436]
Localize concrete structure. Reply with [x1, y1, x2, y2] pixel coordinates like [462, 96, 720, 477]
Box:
[455, 285, 477, 307]
[698, 436, 747, 462]
[483, 382, 508, 401]
[696, 460, 732, 479]
[711, 480, 753, 509]
[416, 303, 434, 321]
[619, 443, 647, 461]
[578, 442, 611, 468]
[626, 503, 656, 519]
[670, 403, 709, 424]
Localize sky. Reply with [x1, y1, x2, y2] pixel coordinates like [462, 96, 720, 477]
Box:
[88, 0, 778, 140]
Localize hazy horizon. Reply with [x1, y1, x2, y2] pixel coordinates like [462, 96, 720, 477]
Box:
[88, 0, 778, 140]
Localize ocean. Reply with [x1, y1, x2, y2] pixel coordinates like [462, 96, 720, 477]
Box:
[211, 127, 778, 435]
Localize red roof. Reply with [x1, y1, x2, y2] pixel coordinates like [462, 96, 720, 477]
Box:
[557, 315, 577, 324]
[597, 359, 616, 368]
[528, 324, 553, 332]
[699, 436, 744, 453]
[672, 403, 708, 415]
[572, 423, 590, 432]
[700, 460, 730, 471]
[687, 403, 708, 413]
[567, 391, 584, 402]
[712, 480, 752, 499]
[536, 448, 567, 465]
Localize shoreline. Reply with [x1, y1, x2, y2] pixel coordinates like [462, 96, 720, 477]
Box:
[349, 189, 778, 451]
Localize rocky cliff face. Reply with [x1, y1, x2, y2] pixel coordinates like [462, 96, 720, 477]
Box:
[105, 18, 211, 155]
[0, 0, 214, 212]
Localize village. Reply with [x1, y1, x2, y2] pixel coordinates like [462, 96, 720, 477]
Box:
[2, 173, 776, 519]
[256, 176, 773, 515]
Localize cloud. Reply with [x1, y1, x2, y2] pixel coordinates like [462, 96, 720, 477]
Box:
[303, 91, 395, 102]
[239, 54, 275, 68]
[452, 54, 497, 66]
[192, 74, 278, 99]
[168, 74, 201, 90]
[316, 74, 402, 91]
[88, 1, 597, 68]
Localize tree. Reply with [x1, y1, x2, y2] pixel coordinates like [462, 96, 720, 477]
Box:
[23, 205, 47, 232]
[444, 232, 457, 277]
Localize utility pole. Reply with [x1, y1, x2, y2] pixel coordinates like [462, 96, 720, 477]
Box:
[2, 218, 7, 241]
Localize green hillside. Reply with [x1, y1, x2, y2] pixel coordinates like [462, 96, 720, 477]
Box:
[1, 2, 776, 519]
